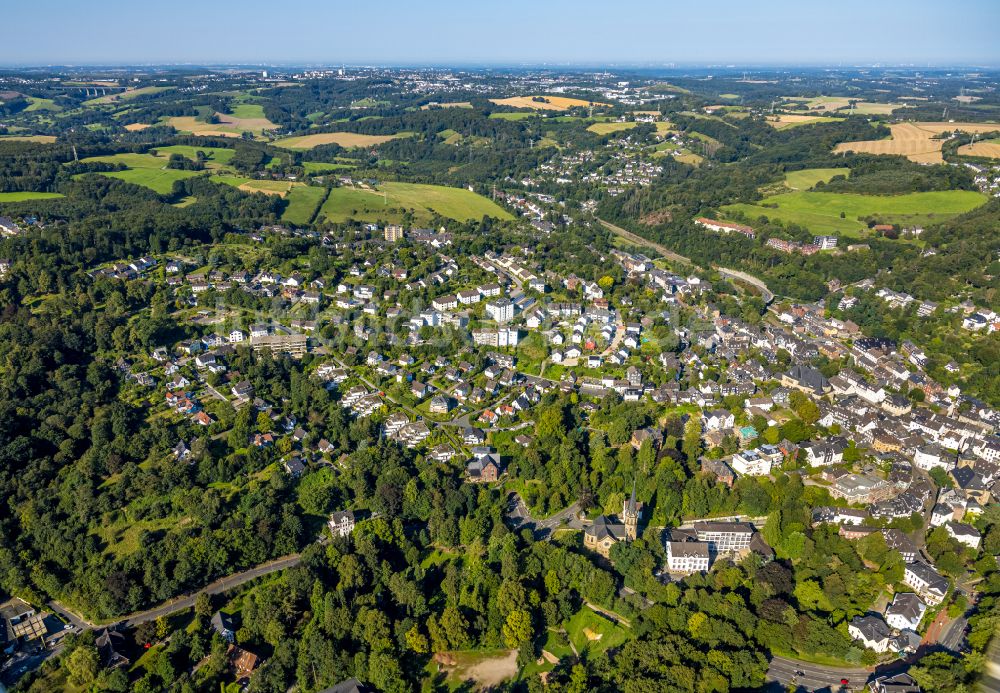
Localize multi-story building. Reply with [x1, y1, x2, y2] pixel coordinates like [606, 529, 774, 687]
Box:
[486, 298, 514, 323]
[903, 562, 949, 606]
[665, 540, 711, 574]
[693, 521, 754, 554]
[384, 225, 405, 242]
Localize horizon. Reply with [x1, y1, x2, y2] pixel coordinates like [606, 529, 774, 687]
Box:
[3, 0, 998, 66]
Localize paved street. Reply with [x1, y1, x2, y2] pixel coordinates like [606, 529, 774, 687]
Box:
[766, 655, 870, 691]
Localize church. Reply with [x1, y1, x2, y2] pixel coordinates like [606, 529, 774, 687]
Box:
[583, 483, 642, 558]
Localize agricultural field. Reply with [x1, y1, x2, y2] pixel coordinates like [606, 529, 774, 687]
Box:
[783, 167, 850, 190]
[211, 175, 300, 197]
[723, 189, 988, 235]
[958, 138, 1000, 159]
[281, 186, 328, 225]
[834, 121, 1000, 164]
[319, 181, 513, 224]
[783, 96, 903, 114]
[768, 113, 845, 129]
[0, 135, 57, 143]
[420, 101, 472, 109]
[78, 152, 205, 194]
[273, 131, 408, 149]
[84, 85, 171, 106]
[488, 112, 537, 121]
[587, 121, 638, 135]
[489, 95, 609, 111]
[124, 123, 151, 131]
[0, 191, 64, 202]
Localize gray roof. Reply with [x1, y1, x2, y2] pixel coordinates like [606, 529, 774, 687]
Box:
[850, 614, 890, 642]
[885, 592, 925, 622]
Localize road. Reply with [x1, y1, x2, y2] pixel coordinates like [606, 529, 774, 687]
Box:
[767, 655, 870, 691]
[716, 267, 775, 304]
[598, 218, 692, 267]
[505, 494, 583, 539]
[598, 218, 776, 304]
[49, 553, 302, 631]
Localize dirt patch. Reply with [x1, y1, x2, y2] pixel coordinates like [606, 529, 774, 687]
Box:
[640, 208, 673, 225]
[583, 627, 603, 641]
[540, 650, 559, 664]
[124, 123, 151, 131]
[464, 650, 518, 689]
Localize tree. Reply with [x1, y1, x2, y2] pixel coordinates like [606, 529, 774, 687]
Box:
[405, 625, 429, 653]
[502, 610, 533, 649]
[441, 606, 470, 650]
[194, 592, 212, 621]
[65, 645, 99, 686]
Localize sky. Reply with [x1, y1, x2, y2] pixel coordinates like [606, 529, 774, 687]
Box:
[2, 0, 998, 67]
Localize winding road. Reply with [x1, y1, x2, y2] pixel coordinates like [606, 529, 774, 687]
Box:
[597, 218, 775, 304]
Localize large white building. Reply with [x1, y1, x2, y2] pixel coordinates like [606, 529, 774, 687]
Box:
[730, 449, 773, 477]
[665, 541, 711, 574]
[903, 562, 949, 606]
[694, 521, 754, 554]
[486, 298, 514, 323]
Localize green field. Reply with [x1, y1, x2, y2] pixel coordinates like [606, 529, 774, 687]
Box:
[84, 85, 171, 106]
[565, 608, 630, 655]
[320, 182, 513, 223]
[723, 189, 988, 235]
[25, 97, 61, 112]
[783, 167, 850, 190]
[488, 112, 537, 121]
[228, 102, 267, 119]
[0, 191, 64, 202]
[281, 186, 326, 225]
[301, 160, 356, 173]
[587, 121, 638, 135]
[79, 152, 204, 194]
[153, 144, 235, 166]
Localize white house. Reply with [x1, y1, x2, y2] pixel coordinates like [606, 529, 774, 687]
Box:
[914, 445, 952, 472]
[945, 521, 982, 550]
[730, 449, 772, 477]
[229, 330, 245, 343]
[903, 562, 949, 606]
[885, 593, 926, 632]
[328, 510, 356, 537]
[849, 615, 893, 653]
[703, 409, 735, 432]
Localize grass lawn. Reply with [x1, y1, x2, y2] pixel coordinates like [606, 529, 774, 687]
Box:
[211, 175, 299, 196]
[783, 167, 850, 190]
[565, 607, 630, 655]
[320, 182, 513, 224]
[723, 189, 988, 235]
[273, 131, 409, 149]
[229, 102, 267, 119]
[301, 160, 356, 173]
[282, 186, 328, 225]
[0, 191, 64, 202]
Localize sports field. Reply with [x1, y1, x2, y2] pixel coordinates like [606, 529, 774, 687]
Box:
[957, 138, 1000, 159]
[273, 132, 407, 149]
[78, 152, 204, 194]
[768, 114, 845, 129]
[489, 95, 609, 111]
[783, 167, 850, 190]
[282, 186, 328, 225]
[320, 182, 513, 224]
[834, 121, 1000, 164]
[723, 189, 987, 235]
[0, 192, 64, 202]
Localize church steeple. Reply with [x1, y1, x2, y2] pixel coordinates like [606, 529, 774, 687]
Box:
[623, 478, 640, 541]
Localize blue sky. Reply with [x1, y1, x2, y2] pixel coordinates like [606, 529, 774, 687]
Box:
[2, 0, 997, 66]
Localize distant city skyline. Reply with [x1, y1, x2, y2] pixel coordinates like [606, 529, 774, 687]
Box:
[2, 0, 998, 67]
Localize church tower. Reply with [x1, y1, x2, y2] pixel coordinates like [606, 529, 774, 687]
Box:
[623, 479, 640, 541]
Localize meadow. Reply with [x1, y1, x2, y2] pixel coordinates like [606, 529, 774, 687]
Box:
[723, 189, 987, 235]
[0, 191, 64, 202]
[281, 186, 328, 225]
[783, 167, 850, 190]
[0, 135, 57, 143]
[273, 132, 408, 149]
[79, 152, 205, 194]
[319, 182, 513, 223]
[84, 85, 171, 106]
[768, 114, 845, 129]
[587, 122, 638, 135]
